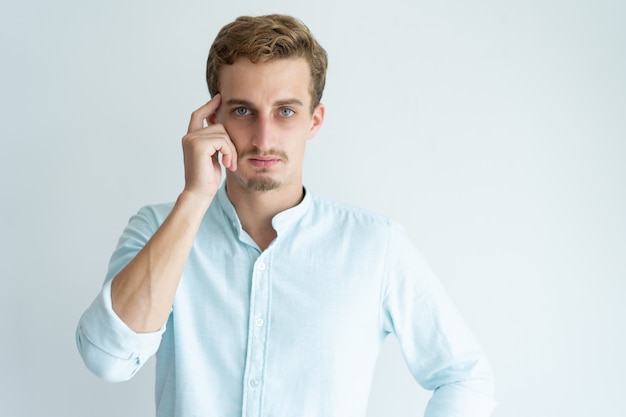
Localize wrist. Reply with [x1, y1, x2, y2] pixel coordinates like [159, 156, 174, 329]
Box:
[176, 189, 215, 214]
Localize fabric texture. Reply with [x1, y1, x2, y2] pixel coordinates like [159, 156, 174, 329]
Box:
[77, 184, 496, 417]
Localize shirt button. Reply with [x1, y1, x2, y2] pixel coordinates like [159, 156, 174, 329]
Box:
[257, 262, 266, 271]
[249, 378, 260, 388]
[255, 318, 264, 327]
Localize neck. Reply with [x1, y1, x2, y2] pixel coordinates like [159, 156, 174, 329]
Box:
[225, 178, 304, 250]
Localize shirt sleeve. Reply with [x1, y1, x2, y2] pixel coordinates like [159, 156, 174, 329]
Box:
[76, 206, 167, 382]
[381, 223, 497, 417]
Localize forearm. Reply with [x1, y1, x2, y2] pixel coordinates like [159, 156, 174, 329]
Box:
[111, 190, 211, 332]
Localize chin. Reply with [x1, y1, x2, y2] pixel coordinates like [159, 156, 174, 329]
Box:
[245, 177, 282, 192]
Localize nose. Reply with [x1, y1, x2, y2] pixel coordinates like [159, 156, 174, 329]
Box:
[251, 114, 275, 150]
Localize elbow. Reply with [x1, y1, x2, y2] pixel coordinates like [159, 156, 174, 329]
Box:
[76, 327, 140, 383]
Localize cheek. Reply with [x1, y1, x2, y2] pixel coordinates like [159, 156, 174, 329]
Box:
[288, 134, 309, 156]
[221, 121, 249, 144]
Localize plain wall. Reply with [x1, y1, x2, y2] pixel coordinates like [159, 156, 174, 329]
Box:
[1, 0, 625, 416]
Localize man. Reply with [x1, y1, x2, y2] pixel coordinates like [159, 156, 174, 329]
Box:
[77, 14, 496, 417]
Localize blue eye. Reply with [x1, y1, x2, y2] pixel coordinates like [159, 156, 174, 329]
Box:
[279, 108, 295, 117]
[235, 107, 250, 116]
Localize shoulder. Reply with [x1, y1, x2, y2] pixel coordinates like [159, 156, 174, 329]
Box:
[127, 201, 175, 230]
[140, 201, 175, 216]
[306, 190, 398, 231]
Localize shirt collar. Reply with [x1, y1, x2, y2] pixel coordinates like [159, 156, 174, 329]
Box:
[215, 183, 312, 235]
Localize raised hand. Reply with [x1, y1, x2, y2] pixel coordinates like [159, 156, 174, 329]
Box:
[182, 94, 237, 201]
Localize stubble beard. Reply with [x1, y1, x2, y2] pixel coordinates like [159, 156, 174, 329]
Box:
[245, 173, 281, 192]
[237, 149, 288, 192]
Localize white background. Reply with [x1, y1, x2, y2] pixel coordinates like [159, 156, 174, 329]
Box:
[1, 0, 625, 416]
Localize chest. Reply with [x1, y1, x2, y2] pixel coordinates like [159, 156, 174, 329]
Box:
[176, 233, 386, 342]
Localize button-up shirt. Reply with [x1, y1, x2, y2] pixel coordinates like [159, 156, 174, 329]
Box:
[77, 185, 496, 417]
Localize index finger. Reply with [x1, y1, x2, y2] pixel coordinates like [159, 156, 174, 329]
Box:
[187, 94, 222, 134]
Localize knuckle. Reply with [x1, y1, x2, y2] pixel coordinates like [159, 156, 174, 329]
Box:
[181, 133, 193, 145]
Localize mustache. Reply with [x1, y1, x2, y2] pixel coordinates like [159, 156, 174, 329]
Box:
[239, 148, 289, 161]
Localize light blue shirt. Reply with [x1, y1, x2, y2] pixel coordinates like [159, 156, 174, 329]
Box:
[77, 185, 496, 417]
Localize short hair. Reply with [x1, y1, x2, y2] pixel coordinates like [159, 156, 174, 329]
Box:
[206, 14, 328, 110]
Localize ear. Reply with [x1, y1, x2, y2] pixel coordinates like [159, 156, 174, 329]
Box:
[307, 103, 325, 140]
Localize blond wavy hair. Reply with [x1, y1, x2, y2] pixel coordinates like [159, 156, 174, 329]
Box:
[206, 14, 328, 111]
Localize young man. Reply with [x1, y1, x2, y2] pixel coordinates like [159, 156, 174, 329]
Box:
[77, 14, 496, 417]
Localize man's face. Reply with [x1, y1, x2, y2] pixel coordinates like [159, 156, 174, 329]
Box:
[215, 57, 324, 193]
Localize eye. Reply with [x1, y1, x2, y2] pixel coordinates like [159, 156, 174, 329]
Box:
[234, 107, 251, 116]
[279, 108, 295, 117]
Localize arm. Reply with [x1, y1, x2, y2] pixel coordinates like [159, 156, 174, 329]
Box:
[382, 224, 496, 417]
[111, 94, 236, 333]
[77, 95, 237, 380]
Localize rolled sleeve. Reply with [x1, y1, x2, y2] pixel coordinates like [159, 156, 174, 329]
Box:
[76, 205, 169, 382]
[425, 382, 497, 417]
[76, 279, 165, 382]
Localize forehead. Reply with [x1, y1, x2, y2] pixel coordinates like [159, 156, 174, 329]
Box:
[218, 57, 312, 105]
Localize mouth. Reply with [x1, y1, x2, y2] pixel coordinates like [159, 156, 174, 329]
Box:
[247, 156, 281, 169]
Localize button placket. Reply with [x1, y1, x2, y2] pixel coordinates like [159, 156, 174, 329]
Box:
[242, 256, 271, 417]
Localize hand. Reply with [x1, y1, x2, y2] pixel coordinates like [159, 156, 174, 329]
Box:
[181, 94, 237, 201]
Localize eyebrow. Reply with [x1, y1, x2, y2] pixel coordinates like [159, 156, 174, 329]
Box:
[225, 98, 305, 108]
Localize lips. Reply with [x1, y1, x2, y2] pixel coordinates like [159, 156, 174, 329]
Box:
[248, 157, 280, 169]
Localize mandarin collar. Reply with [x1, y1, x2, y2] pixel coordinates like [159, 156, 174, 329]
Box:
[216, 183, 312, 235]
